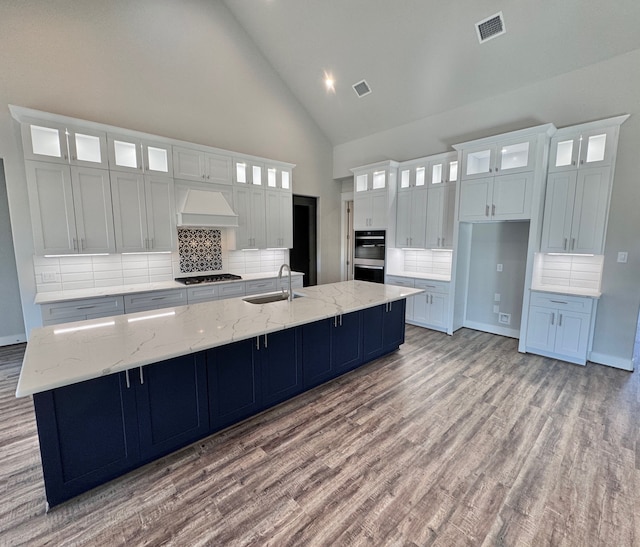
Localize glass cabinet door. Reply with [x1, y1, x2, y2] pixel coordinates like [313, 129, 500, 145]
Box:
[355, 173, 369, 192]
[415, 166, 426, 187]
[68, 127, 108, 168]
[143, 142, 171, 174]
[496, 136, 535, 175]
[372, 170, 386, 190]
[431, 161, 444, 185]
[578, 127, 616, 168]
[463, 146, 494, 178]
[23, 122, 69, 164]
[280, 169, 291, 190]
[447, 159, 458, 183]
[549, 136, 579, 172]
[399, 168, 411, 189]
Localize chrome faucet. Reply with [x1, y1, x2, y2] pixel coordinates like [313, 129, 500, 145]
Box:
[278, 263, 293, 302]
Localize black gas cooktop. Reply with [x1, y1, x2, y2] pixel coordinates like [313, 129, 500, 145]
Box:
[175, 274, 242, 285]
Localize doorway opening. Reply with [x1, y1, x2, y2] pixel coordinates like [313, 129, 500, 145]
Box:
[291, 195, 317, 287]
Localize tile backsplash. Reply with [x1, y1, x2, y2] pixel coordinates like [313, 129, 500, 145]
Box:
[532, 253, 604, 292]
[178, 228, 222, 273]
[402, 249, 453, 277]
[35, 231, 290, 293]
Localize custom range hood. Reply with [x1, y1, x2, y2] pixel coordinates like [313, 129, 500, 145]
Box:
[176, 189, 238, 228]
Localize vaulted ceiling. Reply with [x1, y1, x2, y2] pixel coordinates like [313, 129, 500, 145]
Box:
[224, 0, 640, 145]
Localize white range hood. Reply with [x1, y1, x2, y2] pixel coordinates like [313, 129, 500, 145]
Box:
[176, 189, 238, 228]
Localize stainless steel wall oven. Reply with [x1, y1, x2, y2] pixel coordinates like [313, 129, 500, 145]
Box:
[353, 230, 385, 283]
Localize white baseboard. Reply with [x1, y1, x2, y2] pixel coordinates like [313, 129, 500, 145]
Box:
[463, 320, 520, 339]
[0, 333, 27, 347]
[589, 351, 634, 371]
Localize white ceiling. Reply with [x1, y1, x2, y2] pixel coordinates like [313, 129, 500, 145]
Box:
[223, 0, 640, 146]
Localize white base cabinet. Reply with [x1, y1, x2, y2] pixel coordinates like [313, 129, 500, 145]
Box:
[386, 275, 449, 332]
[41, 296, 125, 327]
[525, 291, 596, 365]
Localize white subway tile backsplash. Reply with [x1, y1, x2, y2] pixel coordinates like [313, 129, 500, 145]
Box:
[60, 272, 94, 283]
[402, 249, 452, 277]
[62, 280, 95, 291]
[533, 253, 604, 293]
[94, 278, 124, 288]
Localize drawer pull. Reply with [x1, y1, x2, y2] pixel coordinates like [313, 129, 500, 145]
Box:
[151, 296, 167, 301]
[76, 305, 96, 310]
[550, 300, 568, 305]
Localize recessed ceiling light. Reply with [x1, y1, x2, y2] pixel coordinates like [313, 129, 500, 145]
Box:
[324, 71, 335, 92]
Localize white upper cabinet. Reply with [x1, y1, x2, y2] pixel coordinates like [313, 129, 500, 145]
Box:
[456, 124, 554, 222]
[22, 120, 108, 169]
[265, 189, 293, 248]
[265, 165, 293, 191]
[429, 153, 459, 185]
[548, 126, 618, 173]
[25, 161, 115, 255]
[172, 146, 232, 184]
[540, 116, 628, 254]
[233, 184, 266, 249]
[234, 159, 264, 186]
[352, 161, 398, 231]
[107, 134, 172, 175]
[111, 172, 176, 253]
[462, 135, 536, 180]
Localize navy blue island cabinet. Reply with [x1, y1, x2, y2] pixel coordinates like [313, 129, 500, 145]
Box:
[32, 299, 406, 508]
[33, 353, 208, 508]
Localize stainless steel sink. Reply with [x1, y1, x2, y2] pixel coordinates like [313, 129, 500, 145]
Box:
[243, 292, 304, 304]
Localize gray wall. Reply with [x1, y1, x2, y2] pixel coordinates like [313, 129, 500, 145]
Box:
[0, 0, 340, 337]
[334, 48, 640, 368]
[466, 222, 529, 332]
[0, 161, 25, 344]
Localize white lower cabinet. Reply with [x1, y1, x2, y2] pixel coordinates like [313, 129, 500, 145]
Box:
[525, 292, 596, 365]
[413, 280, 449, 332]
[386, 276, 449, 332]
[123, 289, 187, 314]
[41, 296, 125, 326]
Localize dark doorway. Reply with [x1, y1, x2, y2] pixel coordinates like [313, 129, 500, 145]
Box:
[291, 195, 317, 286]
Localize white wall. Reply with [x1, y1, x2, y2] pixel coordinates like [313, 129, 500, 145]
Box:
[0, 161, 25, 344]
[0, 0, 340, 337]
[334, 49, 640, 368]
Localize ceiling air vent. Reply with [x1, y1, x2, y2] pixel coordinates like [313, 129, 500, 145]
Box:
[352, 80, 372, 98]
[476, 12, 506, 43]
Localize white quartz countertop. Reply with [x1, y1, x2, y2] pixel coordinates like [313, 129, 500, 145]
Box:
[530, 285, 601, 298]
[17, 281, 423, 397]
[34, 271, 304, 305]
[386, 272, 451, 282]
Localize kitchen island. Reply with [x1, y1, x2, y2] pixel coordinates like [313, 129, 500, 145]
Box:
[17, 281, 422, 508]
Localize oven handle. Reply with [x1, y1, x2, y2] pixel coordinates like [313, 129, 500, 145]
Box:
[355, 264, 384, 270]
[355, 235, 385, 240]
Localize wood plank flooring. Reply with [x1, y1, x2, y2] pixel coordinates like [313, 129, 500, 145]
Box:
[1, 326, 639, 546]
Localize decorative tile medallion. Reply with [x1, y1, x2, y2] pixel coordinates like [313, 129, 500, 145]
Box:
[178, 228, 222, 273]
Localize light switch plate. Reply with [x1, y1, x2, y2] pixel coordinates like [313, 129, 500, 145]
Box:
[493, 305, 500, 313]
[496, 264, 503, 272]
[617, 251, 628, 263]
[494, 293, 501, 302]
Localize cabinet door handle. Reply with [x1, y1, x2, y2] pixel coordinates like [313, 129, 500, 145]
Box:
[150, 238, 154, 249]
[492, 204, 495, 216]
[339, 314, 343, 327]
[571, 238, 576, 251]
[437, 237, 441, 247]
[72, 238, 78, 251]
[572, 160, 576, 166]
[580, 159, 584, 165]
[430, 294, 433, 304]
[334, 316, 338, 328]
[264, 334, 268, 349]
[256, 336, 260, 350]
[139, 367, 144, 385]
[495, 167, 499, 172]
[489, 168, 493, 173]
[558, 313, 563, 327]
[442, 237, 445, 246]
[550, 313, 555, 326]
[125, 369, 131, 389]
[389, 301, 392, 311]
[563, 238, 568, 251]
[485, 205, 489, 217]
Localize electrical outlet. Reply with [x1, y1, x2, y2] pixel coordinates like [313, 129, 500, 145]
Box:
[493, 305, 500, 314]
[498, 313, 511, 325]
[617, 251, 628, 263]
[494, 293, 501, 302]
[496, 264, 503, 272]
[42, 271, 57, 283]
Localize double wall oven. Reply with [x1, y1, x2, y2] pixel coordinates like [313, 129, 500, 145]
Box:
[353, 230, 386, 283]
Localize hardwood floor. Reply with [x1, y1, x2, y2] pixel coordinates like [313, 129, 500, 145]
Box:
[1, 326, 639, 546]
